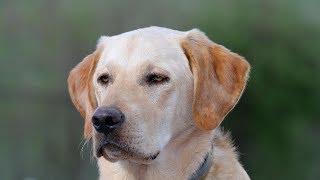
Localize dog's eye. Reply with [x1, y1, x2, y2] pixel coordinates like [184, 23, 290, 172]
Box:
[98, 74, 109, 85]
[146, 74, 169, 85]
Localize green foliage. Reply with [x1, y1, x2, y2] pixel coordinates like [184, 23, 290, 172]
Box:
[1, 0, 319, 179]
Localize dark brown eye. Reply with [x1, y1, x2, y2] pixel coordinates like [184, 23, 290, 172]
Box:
[98, 74, 109, 85]
[146, 74, 169, 85]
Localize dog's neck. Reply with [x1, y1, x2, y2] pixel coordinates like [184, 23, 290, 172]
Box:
[189, 149, 213, 180]
[97, 126, 212, 180]
[97, 128, 250, 180]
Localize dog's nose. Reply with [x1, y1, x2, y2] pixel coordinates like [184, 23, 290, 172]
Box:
[92, 107, 125, 133]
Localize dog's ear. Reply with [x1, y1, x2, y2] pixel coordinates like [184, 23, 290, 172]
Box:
[68, 47, 103, 139]
[181, 29, 250, 130]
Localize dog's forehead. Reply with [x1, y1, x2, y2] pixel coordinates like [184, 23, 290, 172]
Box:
[96, 27, 187, 69]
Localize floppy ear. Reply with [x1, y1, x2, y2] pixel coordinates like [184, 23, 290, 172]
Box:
[181, 29, 250, 130]
[68, 47, 103, 139]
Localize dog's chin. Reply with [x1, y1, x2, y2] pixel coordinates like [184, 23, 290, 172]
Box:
[96, 143, 160, 164]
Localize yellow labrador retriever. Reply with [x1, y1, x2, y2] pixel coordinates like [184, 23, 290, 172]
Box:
[68, 27, 250, 180]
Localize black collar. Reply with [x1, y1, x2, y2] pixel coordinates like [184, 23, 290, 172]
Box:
[189, 150, 213, 180]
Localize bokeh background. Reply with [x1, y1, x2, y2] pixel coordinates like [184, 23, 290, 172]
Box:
[1, 0, 319, 179]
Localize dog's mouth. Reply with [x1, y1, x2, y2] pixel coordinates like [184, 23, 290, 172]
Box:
[96, 143, 160, 164]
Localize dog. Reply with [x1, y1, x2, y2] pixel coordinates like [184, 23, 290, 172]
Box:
[68, 27, 250, 180]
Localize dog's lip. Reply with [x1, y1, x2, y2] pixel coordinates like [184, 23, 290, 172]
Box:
[149, 151, 160, 160]
[96, 142, 109, 158]
[96, 142, 160, 162]
[97, 146, 103, 158]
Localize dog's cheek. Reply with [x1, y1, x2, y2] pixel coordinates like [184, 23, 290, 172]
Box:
[169, 76, 194, 137]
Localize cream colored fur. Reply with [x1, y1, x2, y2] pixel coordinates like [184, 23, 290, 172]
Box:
[98, 128, 250, 180]
[68, 27, 250, 180]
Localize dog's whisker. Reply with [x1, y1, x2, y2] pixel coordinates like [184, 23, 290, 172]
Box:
[78, 138, 86, 158]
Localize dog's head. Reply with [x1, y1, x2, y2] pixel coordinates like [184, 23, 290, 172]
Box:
[68, 27, 250, 164]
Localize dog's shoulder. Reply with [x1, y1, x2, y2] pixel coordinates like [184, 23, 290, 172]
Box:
[207, 128, 250, 180]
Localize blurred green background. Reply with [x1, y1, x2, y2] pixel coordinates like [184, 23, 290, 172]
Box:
[1, 0, 319, 179]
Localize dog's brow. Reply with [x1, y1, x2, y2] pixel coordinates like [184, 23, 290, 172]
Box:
[145, 64, 170, 74]
[96, 62, 117, 78]
[136, 65, 169, 85]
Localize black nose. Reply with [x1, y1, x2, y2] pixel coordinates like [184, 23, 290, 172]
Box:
[92, 107, 125, 133]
